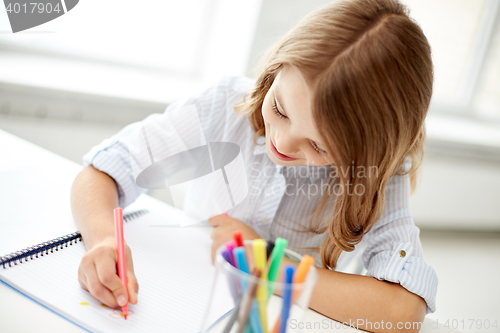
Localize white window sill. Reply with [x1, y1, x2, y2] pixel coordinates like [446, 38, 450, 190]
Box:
[427, 113, 500, 148]
[425, 112, 500, 163]
[0, 50, 211, 105]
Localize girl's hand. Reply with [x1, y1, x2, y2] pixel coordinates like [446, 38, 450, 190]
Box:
[78, 237, 139, 308]
[208, 214, 261, 263]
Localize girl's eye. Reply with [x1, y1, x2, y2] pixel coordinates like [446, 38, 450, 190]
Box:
[272, 98, 287, 119]
[310, 140, 327, 155]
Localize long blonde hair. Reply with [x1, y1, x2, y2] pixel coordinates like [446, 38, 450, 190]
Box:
[234, 0, 433, 269]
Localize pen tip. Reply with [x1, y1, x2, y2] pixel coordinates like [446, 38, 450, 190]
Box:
[124, 314, 128, 320]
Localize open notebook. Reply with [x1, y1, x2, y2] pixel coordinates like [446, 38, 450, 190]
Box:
[0, 208, 234, 332]
[0, 168, 233, 333]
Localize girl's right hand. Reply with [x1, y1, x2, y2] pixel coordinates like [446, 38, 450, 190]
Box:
[78, 237, 139, 308]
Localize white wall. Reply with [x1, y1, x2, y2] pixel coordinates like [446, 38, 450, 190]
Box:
[411, 155, 500, 230]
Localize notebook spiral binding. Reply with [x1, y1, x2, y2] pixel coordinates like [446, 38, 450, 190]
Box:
[0, 209, 149, 269]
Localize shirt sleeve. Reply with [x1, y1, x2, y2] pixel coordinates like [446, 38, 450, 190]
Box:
[83, 137, 147, 209]
[82, 76, 234, 208]
[361, 171, 439, 315]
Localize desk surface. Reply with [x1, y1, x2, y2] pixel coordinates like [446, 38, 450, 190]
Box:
[0, 129, 459, 333]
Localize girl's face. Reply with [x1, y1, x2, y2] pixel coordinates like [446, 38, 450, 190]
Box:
[262, 65, 332, 167]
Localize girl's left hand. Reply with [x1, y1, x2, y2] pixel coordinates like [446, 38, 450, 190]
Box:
[208, 214, 261, 263]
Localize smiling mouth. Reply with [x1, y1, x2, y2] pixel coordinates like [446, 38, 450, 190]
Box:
[270, 138, 298, 161]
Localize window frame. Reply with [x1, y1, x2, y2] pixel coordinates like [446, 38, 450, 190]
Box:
[429, 0, 500, 122]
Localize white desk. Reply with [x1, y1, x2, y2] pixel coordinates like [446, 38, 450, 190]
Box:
[0, 129, 459, 333]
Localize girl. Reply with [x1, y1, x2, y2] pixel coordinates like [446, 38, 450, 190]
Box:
[71, 0, 438, 331]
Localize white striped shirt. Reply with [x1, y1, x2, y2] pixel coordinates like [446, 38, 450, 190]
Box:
[83, 76, 438, 314]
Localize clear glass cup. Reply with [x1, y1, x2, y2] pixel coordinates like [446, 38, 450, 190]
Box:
[200, 240, 318, 333]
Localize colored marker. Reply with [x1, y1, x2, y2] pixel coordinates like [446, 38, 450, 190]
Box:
[225, 241, 237, 266]
[222, 248, 239, 303]
[234, 247, 250, 274]
[291, 255, 315, 302]
[271, 255, 315, 332]
[279, 265, 295, 333]
[234, 247, 263, 333]
[266, 240, 275, 260]
[233, 230, 244, 248]
[267, 238, 287, 300]
[226, 241, 244, 297]
[222, 249, 234, 266]
[236, 269, 261, 333]
[233, 230, 252, 271]
[114, 208, 128, 319]
[253, 239, 268, 333]
[222, 212, 229, 216]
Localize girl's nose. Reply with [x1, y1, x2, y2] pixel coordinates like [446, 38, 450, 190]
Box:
[275, 136, 299, 157]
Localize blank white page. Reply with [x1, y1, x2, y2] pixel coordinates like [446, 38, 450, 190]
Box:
[0, 210, 234, 333]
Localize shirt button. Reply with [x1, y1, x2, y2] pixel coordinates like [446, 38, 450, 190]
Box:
[399, 250, 406, 258]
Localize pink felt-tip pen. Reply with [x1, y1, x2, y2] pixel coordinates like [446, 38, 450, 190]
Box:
[114, 208, 129, 319]
[225, 240, 237, 266]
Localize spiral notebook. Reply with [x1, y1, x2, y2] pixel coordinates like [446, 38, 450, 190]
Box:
[0, 207, 234, 333]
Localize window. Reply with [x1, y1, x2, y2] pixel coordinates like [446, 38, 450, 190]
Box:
[401, 0, 500, 121]
[0, 0, 262, 90]
[474, 20, 500, 119]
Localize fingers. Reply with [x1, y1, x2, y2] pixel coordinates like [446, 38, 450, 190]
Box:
[78, 241, 140, 309]
[208, 214, 229, 227]
[210, 226, 217, 240]
[125, 245, 139, 304]
[95, 255, 129, 307]
[210, 224, 230, 245]
[127, 274, 139, 305]
[85, 261, 120, 308]
[210, 223, 234, 264]
[78, 262, 89, 292]
[211, 241, 217, 264]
